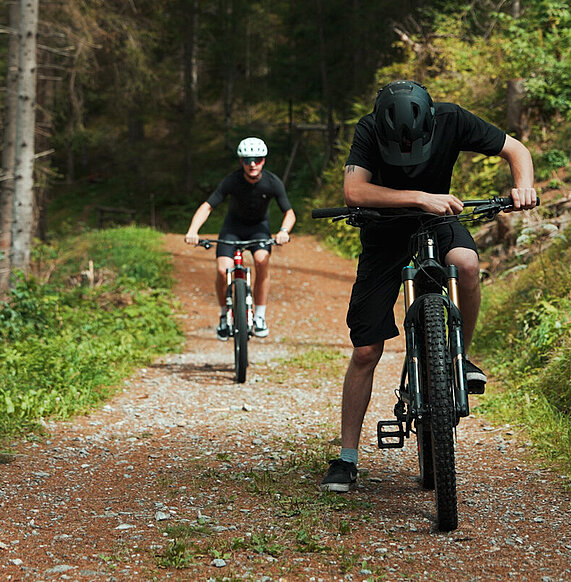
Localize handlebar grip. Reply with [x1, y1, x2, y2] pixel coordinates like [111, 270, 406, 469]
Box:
[498, 194, 541, 208]
[312, 207, 350, 219]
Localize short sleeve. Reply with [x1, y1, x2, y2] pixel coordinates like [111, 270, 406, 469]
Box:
[206, 177, 231, 208]
[346, 115, 380, 173]
[456, 106, 506, 155]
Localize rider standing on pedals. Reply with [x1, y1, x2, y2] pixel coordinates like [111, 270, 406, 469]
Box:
[184, 137, 296, 340]
[321, 80, 537, 493]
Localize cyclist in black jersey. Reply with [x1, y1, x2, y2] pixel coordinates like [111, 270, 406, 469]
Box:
[321, 80, 537, 493]
[185, 137, 296, 340]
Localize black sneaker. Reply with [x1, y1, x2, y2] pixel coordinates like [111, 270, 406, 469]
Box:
[320, 459, 358, 493]
[216, 315, 229, 341]
[253, 316, 269, 338]
[466, 359, 487, 394]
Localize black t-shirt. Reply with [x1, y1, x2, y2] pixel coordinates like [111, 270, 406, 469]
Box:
[346, 102, 506, 193]
[207, 169, 291, 225]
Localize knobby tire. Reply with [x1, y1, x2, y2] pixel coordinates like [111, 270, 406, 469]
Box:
[417, 336, 434, 489]
[417, 418, 435, 490]
[233, 279, 248, 383]
[423, 295, 458, 531]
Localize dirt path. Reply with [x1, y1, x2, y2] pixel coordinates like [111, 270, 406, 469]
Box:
[1, 234, 569, 581]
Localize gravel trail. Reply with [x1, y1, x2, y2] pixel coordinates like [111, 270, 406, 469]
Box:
[1, 233, 569, 581]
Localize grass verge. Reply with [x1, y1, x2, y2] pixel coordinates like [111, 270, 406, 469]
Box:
[0, 226, 184, 438]
[472, 225, 571, 476]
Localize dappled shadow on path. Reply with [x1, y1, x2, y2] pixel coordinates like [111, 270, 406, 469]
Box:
[150, 360, 234, 383]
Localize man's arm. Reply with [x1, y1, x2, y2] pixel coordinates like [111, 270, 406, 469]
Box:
[184, 202, 213, 245]
[275, 208, 296, 245]
[343, 164, 464, 215]
[498, 135, 537, 210]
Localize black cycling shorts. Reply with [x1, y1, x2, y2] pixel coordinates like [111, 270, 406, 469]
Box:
[347, 217, 477, 348]
[216, 216, 272, 259]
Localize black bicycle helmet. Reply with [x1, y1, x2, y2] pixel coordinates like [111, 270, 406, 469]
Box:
[374, 80, 436, 166]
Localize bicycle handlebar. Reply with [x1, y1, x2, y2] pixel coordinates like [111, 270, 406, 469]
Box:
[311, 195, 540, 222]
[311, 207, 351, 219]
[198, 238, 277, 250]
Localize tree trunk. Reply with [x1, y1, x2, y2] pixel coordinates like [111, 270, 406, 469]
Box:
[315, 0, 335, 167]
[506, 78, 525, 139]
[182, 0, 199, 192]
[0, 1, 20, 292]
[222, 0, 242, 150]
[506, 1, 524, 139]
[11, 0, 39, 274]
[35, 35, 57, 242]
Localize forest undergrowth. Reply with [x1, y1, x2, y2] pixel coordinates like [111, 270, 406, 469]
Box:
[0, 227, 183, 438]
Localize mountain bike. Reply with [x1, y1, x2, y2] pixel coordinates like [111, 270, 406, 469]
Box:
[198, 238, 275, 383]
[312, 196, 538, 531]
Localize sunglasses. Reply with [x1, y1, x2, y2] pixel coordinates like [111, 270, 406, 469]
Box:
[241, 157, 264, 165]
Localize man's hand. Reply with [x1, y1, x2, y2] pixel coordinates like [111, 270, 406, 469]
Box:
[418, 193, 464, 216]
[275, 230, 290, 245]
[184, 232, 200, 245]
[498, 136, 537, 212]
[508, 187, 537, 211]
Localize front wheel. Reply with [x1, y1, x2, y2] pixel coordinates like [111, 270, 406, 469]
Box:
[233, 279, 248, 383]
[417, 420, 434, 490]
[422, 295, 458, 531]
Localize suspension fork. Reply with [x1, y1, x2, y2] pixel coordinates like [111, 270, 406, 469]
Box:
[224, 250, 247, 329]
[227, 249, 254, 331]
[403, 264, 469, 419]
[403, 267, 423, 417]
[245, 268, 253, 330]
[447, 265, 469, 418]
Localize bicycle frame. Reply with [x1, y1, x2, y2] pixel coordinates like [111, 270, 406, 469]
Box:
[198, 237, 275, 383]
[224, 246, 254, 336]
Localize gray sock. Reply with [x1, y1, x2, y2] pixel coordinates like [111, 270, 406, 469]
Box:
[340, 448, 358, 466]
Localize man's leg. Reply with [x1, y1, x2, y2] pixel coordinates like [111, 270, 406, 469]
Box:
[341, 342, 385, 449]
[251, 249, 271, 336]
[215, 256, 234, 340]
[445, 247, 486, 391]
[321, 341, 384, 492]
[216, 256, 234, 307]
[252, 249, 270, 307]
[445, 247, 480, 349]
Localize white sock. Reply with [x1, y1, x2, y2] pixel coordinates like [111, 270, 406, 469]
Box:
[220, 306, 228, 316]
[255, 305, 266, 320]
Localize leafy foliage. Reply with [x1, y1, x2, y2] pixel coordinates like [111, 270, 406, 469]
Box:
[473, 226, 571, 472]
[535, 149, 570, 181]
[495, 1, 571, 118]
[0, 227, 183, 436]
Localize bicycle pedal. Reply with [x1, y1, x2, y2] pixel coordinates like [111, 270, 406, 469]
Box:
[377, 420, 405, 449]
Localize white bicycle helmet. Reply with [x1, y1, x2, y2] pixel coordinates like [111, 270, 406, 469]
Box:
[236, 137, 268, 158]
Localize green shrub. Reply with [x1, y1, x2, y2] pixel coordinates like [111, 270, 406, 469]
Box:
[0, 227, 183, 436]
[535, 149, 570, 181]
[473, 225, 571, 473]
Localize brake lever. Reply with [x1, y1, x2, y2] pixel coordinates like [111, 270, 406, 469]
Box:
[470, 204, 500, 218]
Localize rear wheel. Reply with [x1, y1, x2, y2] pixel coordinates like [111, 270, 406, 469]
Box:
[422, 295, 457, 531]
[233, 279, 248, 383]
